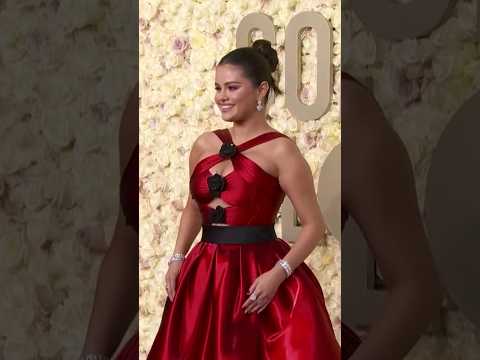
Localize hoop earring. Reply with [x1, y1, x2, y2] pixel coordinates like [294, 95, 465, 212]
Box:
[256, 99, 264, 112]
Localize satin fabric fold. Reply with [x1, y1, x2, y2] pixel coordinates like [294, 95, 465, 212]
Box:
[147, 129, 340, 359]
[189, 131, 288, 226]
[147, 238, 340, 359]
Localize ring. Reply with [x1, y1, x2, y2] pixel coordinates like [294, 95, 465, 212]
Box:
[249, 292, 257, 301]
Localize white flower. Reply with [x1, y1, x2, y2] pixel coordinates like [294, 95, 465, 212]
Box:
[0, 121, 42, 175]
[372, 62, 402, 109]
[417, 38, 435, 62]
[41, 106, 75, 150]
[0, 177, 6, 197]
[140, 0, 160, 21]
[392, 39, 420, 66]
[58, 0, 105, 32]
[0, 226, 28, 271]
[76, 222, 108, 254]
[189, 29, 207, 49]
[432, 53, 455, 83]
[351, 31, 376, 66]
[456, 1, 477, 36]
[431, 17, 467, 48]
[331, 6, 341, 29]
[3, 336, 37, 359]
[0, 279, 36, 340]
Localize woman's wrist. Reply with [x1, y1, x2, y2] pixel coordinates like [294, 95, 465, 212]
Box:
[168, 252, 186, 266]
[271, 265, 288, 282]
[272, 259, 294, 281]
[276, 259, 293, 278]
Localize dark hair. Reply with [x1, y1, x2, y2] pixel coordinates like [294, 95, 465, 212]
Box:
[218, 39, 282, 102]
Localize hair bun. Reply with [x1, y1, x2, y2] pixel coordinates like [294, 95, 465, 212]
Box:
[251, 39, 278, 73]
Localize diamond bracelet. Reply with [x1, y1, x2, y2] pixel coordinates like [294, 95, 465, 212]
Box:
[276, 259, 293, 278]
[168, 253, 186, 266]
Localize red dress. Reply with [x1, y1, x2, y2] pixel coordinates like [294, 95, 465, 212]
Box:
[147, 129, 340, 359]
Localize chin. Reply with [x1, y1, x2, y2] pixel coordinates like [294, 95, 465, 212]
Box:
[220, 113, 236, 122]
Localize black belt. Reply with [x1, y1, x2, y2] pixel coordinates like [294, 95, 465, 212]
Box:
[201, 224, 277, 244]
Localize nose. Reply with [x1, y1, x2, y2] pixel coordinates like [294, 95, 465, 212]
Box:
[216, 89, 228, 103]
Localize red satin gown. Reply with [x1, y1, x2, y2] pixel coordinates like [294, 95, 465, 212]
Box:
[115, 145, 139, 359]
[147, 128, 340, 359]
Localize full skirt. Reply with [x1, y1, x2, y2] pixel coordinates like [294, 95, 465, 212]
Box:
[147, 237, 340, 360]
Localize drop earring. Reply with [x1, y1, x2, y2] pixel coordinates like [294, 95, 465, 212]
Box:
[256, 99, 264, 112]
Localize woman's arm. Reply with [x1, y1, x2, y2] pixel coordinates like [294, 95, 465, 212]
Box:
[242, 137, 330, 314]
[80, 84, 139, 357]
[169, 133, 207, 255]
[275, 138, 328, 273]
[342, 78, 443, 360]
[164, 132, 208, 301]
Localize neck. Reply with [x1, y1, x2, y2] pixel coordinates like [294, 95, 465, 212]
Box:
[230, 113, 271, 142]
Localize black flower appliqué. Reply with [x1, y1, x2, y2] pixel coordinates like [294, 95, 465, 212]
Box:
[207, 173, 226, 198]
[219, 143, 237, 158]
[210, 205, 226, 223]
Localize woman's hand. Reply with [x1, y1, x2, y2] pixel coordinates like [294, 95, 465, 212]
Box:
[242, 266, 287, 314]
[165, 261, 183, 301]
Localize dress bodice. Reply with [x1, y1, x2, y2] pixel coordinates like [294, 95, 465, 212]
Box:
[190, 128, 291, 225]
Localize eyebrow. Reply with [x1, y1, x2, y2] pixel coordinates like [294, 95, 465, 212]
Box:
[214, 81, 242, 86]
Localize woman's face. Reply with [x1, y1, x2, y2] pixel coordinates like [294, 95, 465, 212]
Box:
[214, 64, 265, 123]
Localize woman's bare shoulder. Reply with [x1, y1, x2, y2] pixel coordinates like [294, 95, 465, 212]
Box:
[188, 130, 222, 171]
[268, 133, 303, 173]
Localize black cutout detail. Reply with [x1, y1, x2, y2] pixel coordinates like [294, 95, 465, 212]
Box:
[219, 143, 237, 158]
[207, 173, 226, 198]
[209, 205, 226, 223]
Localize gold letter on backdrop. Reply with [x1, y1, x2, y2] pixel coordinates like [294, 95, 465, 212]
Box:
[317, 144, 341, 241]
[236, 12, 276, 47]
[236, 12, 276, 109]
[282, 144, 341, 244]
[285, 11, 332, 122]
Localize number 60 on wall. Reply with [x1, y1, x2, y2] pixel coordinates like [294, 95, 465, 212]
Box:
[236, 12, 334, 122]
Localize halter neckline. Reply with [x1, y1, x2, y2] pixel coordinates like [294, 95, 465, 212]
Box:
[216, 128, 282, 148]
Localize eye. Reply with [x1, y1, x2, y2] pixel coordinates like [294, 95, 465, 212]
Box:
[228, 86, 238, 90]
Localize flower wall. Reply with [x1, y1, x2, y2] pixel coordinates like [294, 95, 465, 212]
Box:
[139, 0, 340, 357]
[343, 0, 480, 357]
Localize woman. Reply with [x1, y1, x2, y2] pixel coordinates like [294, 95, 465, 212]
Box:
[146, 39, 340, 359]
[79, 84, 139, 360]
[341, 72, 443, 359]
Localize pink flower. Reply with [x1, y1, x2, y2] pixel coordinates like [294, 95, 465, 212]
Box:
[304, 132, 318, 149]
[172, 37, 190, 55]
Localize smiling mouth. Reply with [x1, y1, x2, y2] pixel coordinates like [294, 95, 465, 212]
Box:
[219, 105, 234, 112]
